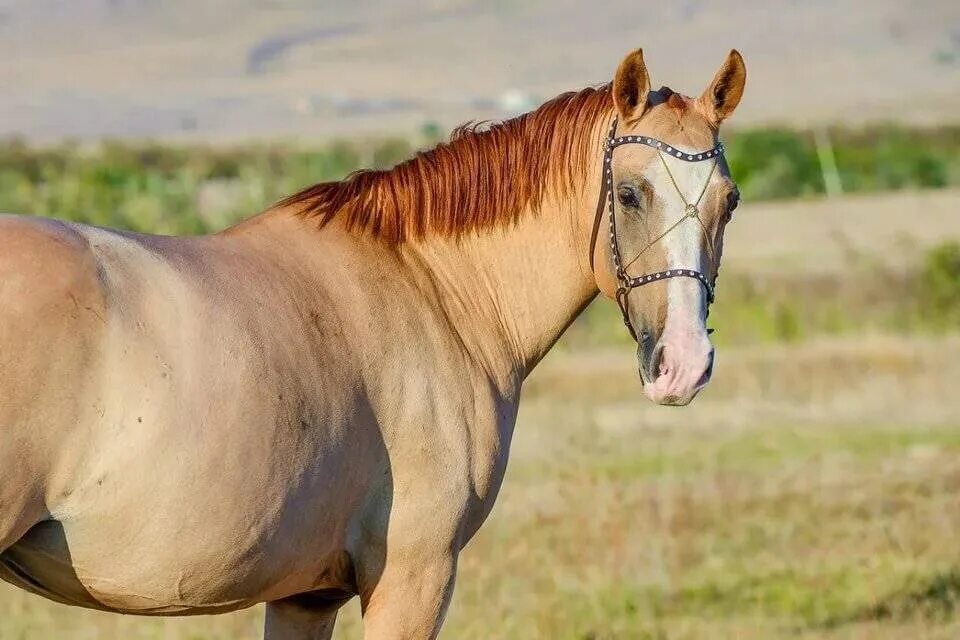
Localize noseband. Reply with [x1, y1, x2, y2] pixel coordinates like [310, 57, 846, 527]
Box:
[590, 118, 725, 341]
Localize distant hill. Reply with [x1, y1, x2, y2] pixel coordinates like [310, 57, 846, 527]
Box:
[2, 0, 958, 141]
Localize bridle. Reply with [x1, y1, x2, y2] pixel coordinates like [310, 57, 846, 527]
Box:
[589, 117, 726, 341]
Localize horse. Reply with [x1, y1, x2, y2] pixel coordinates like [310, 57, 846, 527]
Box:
[0, 48, 745, 638]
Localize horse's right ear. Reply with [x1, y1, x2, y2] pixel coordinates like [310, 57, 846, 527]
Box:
[613, 49, 651, 123]
[698, 49, 747, 124]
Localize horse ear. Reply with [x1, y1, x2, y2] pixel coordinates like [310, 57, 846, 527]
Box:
[699, 49, 746, 124]
[613, 49, 651, 122]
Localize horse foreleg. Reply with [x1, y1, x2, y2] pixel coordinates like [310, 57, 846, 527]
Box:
[264, 592, 344, 640]
[359, 553, 457, 640]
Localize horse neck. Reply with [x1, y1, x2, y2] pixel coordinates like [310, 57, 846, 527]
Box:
[406, 170, 604, 389]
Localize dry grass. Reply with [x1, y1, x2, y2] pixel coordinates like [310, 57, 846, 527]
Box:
[721, 189, 960, 276]
[2, 333, 959, 639]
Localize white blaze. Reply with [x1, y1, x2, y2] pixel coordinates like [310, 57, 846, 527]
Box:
[653, 155, 716, 332]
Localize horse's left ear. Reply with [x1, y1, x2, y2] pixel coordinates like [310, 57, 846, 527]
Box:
[613, 49, 651, 123]
[698, 49, 746, 124]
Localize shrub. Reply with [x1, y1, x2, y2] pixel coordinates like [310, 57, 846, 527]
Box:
[1, 123, 959, 236]
[920, 242, 960, 328]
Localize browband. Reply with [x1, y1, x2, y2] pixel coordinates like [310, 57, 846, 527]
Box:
[607, 135, 725, 161]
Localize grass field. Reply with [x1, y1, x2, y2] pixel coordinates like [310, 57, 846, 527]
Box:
[2, 334, 959, 639]
[3, 126, 960, 237]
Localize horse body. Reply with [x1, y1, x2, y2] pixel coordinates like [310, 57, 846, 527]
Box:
[0, 215, 368, 610]
[0, 204, 587, 626]
[0, 49, 745, 638]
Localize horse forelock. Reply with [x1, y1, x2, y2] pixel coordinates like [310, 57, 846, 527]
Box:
[277, 85, 615, 244]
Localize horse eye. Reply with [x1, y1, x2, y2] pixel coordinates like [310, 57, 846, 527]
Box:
[617, 185, 641, 209]
[726, 190, 740, 219]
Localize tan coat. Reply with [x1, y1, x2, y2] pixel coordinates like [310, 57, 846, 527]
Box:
[0, 49, 745, 639]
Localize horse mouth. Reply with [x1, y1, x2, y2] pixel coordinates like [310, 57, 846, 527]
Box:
[638, 342, 714, 406]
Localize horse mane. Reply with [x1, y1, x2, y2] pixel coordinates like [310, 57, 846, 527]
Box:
[278, 85, 614, 244]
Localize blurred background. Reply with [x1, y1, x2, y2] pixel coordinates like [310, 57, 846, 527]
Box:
[2, 1, 960, 638]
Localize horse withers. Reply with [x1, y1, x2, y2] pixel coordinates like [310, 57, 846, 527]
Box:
[0, 48, 745, 638]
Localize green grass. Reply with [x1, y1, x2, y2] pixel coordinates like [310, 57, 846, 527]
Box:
[726, 125, 960, 200]
[1, 124, 959, 235]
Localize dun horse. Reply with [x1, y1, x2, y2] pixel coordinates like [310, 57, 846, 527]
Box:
[0, 49, 745, 638]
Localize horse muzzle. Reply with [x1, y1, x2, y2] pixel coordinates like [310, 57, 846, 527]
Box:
[638, 330, 714, 406]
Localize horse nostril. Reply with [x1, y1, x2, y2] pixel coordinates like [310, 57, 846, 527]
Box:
[698, 349, 715, 387]
[653, 343, 668, 377]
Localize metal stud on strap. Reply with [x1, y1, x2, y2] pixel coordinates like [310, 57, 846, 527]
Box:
[608, 136, 724, 160]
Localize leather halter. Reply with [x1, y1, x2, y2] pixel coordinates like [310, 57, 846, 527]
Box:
[589, 118, 725, 341]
